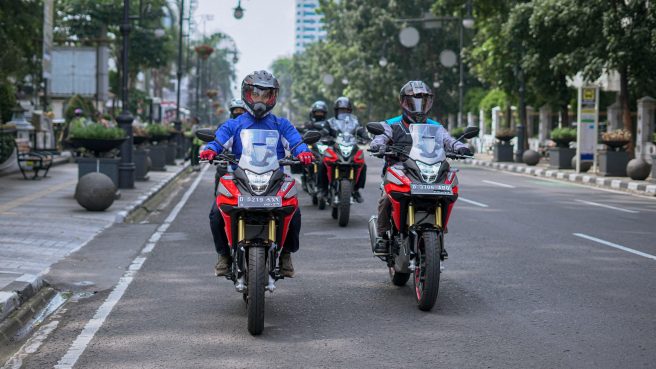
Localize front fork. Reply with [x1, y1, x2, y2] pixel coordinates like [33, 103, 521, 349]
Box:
[393, 203, 446, 271]
[231, 216, 280, 292]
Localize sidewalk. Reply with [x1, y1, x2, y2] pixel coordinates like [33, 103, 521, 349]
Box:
[0, 161, 190, 323]
[465, 153, 656, 196]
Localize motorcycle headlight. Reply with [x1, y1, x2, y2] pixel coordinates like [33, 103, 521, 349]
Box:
[317, 143, 329, 154]
[339, 144, 354, 158]
[416, 161, 441, 183]
[245, 170, 273, 195]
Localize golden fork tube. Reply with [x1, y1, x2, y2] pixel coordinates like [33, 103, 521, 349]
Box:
[268, 218, 276, 243]
[349, 168, 354, 180]
[408, 204, 415, 226]
[335, 167, 339, 179]
[435, 206, 443, 228]
[313, 163, 317, 172]
[237, 217, 245, 242]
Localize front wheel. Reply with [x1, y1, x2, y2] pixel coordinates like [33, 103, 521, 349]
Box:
[337, 179, 352, 227]
[247, 247, 266, 335]
[414, 232, 441, 311]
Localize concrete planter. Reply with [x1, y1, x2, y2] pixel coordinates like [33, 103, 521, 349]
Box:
[652, 154, 656, 180]
[548, 148, 575, 169]
[149, 144, 167, 171]
[493, 142, 514, 162]
[134, 148, 150, 181]
[165, 142, 177, 165]
[77, 157, 120, 187]
[598, 150, 629, 177]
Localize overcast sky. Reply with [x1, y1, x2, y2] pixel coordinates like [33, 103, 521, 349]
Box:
[194, 0, 296, 95]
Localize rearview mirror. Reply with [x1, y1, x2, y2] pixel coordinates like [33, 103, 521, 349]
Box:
[460, 126, 480, 140]
[366, 122, 386, 135]
[302, 130, 322, 145]
[195, 129, 216, 142]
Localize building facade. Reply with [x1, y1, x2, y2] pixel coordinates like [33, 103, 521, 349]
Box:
[294, 0, 326, 53]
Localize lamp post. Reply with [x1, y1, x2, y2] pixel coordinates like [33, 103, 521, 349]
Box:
[459, 1, 474, 128]
[174, 0, 185, 159]
[116, 0, 135, 189]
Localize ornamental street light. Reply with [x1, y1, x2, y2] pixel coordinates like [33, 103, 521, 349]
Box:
[234, 0, 245, 20]
[174, 0, 185, 159]
[116, 0, 136, 189]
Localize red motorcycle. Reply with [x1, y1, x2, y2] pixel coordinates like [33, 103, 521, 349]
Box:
[366, 123, 478, 311]
[197, 128, 320, 335]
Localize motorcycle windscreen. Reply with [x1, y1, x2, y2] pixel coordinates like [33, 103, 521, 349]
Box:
[330, 114, 360, 134]
[408, 124, 446, 165]
[238, 129, 280, 174]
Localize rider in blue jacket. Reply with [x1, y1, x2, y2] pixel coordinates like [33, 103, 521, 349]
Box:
[200, 70, 315, 277]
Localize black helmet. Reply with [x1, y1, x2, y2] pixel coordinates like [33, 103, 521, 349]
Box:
[310, 100, 328, 121]
[241, 70, 280, 119]
[333, 96, 352, 117]
[399, 81, 433, 123]
[228, 98, 247, 118]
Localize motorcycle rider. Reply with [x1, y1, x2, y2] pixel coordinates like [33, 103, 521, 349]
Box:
[304, 100, 329, 132]
[214, 99, 248, 194]
[369, 80, 472, 255]
[200, 70, 315, 277]
[316, 96, 367, 203]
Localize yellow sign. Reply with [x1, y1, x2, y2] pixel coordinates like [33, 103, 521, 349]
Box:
[582, 88, 596, 104]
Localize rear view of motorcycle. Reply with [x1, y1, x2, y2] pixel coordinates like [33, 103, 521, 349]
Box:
[366, 122, 479, 310]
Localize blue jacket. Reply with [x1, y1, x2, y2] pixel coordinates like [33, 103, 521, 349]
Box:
[384, 115, 441, 126]
[205, 112, 309, 159]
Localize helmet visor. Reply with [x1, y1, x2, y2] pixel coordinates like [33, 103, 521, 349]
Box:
[401, 94, 433, 115]
[244, 85, 278, 106]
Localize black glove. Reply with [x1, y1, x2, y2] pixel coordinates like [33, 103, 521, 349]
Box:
[457, 147, 472, 156]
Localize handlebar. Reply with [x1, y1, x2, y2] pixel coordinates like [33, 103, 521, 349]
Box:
[366, 147, 473, 160]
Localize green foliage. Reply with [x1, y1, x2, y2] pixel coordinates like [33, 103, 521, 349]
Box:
[64, 95, 96, 122]
[479, 89, 508, 122]
[449, 127, 465, 138]
[0, 83, 16, 123]
[0, 133, 15, 163]
[145, 123, 170, 137]
[464, 87, 487, 115]
[550, 127, 576, 141]
[70, 123, 125, 140]
[0, 1, 43, 85]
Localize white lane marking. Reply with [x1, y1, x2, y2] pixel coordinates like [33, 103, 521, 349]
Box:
[55, 166, 208, 369]
[574, 199, 639, 214]
[573, 233, 656, 261]
[458, 197, 489, 208]
[482, 180, 516, 188]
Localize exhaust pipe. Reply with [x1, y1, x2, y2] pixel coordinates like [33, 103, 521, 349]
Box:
[368, 216, 378, 254]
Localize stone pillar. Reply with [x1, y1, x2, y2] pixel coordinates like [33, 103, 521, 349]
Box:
[636, 96, 656, 164]
[607, 101, 622, 131]
[479, 109, 486, 137]
[491, 106, 501, 137]
[539, 105, 551, 143]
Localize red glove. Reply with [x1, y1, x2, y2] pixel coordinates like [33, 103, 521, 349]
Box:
[200, 149, 217, 161]
[297, 152, 315, 165]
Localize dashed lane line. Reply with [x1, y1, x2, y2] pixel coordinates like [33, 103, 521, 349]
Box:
[457, 197, 489, 208]
[54, 166, 209, 369]
[482, 180, 516, 189]
[574, 199, 639, 214]
[573, 233, 656, 261]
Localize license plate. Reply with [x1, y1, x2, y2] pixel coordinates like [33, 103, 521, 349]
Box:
[410, 183, 453, 195]
[237, 196, 282, 208]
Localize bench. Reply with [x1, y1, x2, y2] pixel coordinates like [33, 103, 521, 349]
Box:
[14, 138, 53, 179]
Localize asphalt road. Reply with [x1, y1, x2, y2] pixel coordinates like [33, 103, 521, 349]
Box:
[5, 157, 656, 369]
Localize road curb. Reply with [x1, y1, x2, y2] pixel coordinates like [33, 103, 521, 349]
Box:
[0, 286, 56, 347]
[465, 159, 656, 197]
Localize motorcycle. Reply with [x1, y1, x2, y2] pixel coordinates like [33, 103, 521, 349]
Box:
[366, 122, 479, 311]
[320, 115, 367, 226]
[300, 123, 334, 206]
[196, 128, 321, 335]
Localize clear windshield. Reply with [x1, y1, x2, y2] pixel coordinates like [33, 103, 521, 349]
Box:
[408, 124, 446, 165]
[330, 114, 360, 135]
[238, 129, 279, 174]
[336, 132, 356, 146]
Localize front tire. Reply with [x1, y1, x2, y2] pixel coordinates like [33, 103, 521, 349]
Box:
[414, 232, 441, 311]
[337, 179, 352, 227]
[247, 247, 266, 335]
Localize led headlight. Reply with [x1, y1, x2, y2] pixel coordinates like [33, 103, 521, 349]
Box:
[416, 161, 441, 183]
[339, 144, 354, 158]
[317, 143, 329, 154]
[245, 170, 273, 195]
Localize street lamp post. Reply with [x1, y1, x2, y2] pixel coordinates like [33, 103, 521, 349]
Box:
[116, 0, 135, 189]
[174, 0, 185, 159]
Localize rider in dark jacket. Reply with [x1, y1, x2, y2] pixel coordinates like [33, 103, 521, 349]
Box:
[369, 81, 471, 255]
[200, 70, 315, 277]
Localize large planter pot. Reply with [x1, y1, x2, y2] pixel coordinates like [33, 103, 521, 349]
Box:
[149, 144, 167, 171]
[598, 150, 629, 177]
[165, 141, 177, 165]
[133, 135, 149, 146]
[134, 147, 150, 181]
[493, 142, 514, 162]
[548, 148, 575, 169]
[77, 157, 120, 187]
[652, 154, 656, 180]
[69, 138, 126, 156]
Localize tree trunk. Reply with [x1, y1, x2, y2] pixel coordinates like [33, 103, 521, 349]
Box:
[559, 74, 570, 126]
[619, 64, 634, 157]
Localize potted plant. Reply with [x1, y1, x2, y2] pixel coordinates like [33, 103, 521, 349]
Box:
[146, 123, 170, 143]
[145, 123, 170, 171]
[132, 124, 150, 181]
[70, 124, 126, 187]
[0, 123, 17, 168]
[599, 129, 631, 177]
[493, 128, 515, 162]
[547, 127, 577, 169]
